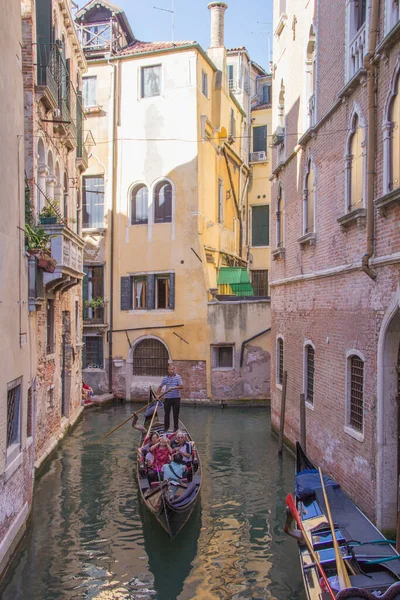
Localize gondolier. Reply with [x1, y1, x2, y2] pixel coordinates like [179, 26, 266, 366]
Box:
[156, 363, 183, 433]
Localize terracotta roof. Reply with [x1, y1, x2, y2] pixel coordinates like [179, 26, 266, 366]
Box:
[251, 103, 272, 111]
[118, 40, 196, 56]
[227, 46, 247, 52]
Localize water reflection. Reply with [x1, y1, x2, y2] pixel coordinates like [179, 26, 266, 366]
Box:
[0, 405, 305, 600]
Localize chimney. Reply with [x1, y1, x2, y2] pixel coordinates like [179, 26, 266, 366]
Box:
[208, 2, 228, 48]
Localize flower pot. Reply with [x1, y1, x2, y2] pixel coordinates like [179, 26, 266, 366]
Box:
[39, 216, 57, 225]
[37, 256, 56, 273]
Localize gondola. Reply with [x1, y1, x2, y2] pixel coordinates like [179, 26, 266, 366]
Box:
[286, 443, 400, 599]
[136, 405, 202, 539]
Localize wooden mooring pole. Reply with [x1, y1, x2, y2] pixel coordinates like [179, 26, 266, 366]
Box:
[278, 370, 288, 455]
[300, 393, 306, 452]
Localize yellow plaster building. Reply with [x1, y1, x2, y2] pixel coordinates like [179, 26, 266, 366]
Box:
[77, 0, 271, 401]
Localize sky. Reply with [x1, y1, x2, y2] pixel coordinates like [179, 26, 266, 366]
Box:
[75, 0, 273, 70]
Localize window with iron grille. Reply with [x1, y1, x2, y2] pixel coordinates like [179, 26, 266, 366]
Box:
[46, 299, 55, 354]
[305, 345, 315, 404]
[349, 355, 364, 432]
[27, 387, 33, 438]
[277, 338, 284, 385]
[212, 345, 234, 369]
[133, 338, 169, 376]
[251, 270, 269, 296]
[7, 380, 21, 449]
[83, 336, 104, 369]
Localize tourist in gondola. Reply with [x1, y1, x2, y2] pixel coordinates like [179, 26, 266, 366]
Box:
[155, 363, 183, 433]
[147, 434, 173, 483]
[171, 431, 192, 463]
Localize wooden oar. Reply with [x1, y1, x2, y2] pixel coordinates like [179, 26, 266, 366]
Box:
[318, 467, 351, 590]
[97, 395, 162, 443]
[285, 494, 336, 600]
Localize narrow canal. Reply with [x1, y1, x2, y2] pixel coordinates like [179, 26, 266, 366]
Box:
[0, 405, 305, 600]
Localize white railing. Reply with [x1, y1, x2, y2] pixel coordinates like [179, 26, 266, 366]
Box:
[43, 224, 84, 282]
[349, 24, 367, 79]
[307, 93, 316, 128]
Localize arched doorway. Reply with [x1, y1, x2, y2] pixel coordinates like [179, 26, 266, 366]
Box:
[132, 338, 169, 377]
[377, 292, 400, 530]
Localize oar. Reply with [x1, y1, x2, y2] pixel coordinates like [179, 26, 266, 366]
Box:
[97, 395, 161, 444]
[285, 493, 336, 600]
[318, 467, 351, 590]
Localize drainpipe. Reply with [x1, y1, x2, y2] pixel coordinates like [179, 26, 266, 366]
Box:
[361, 0, 379, 281]
[108, 59, 119, 392]
[240, 327, 271, 367]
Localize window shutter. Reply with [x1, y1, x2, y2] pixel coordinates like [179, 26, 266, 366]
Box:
[146, 274, 155, 310]
[36, 0, 53, 85]
[82, 267, 89, 303]
[120, 276, 133, 310]
[168, 273, 175, 309]
[252, 205, 269, 246]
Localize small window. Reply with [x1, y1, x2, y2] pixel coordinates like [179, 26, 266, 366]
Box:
[82, 176, 105, 228]
[277, 186, 284, 248]
[277, 338, 284, 385]
[230, 108, 236, 138]
[83, 336, 103, 369]
[141, 65, 161, 98]
[46, 299, 55, 354]
[218, 178, 224, 224]
[156, 276, 169, 309]
[262, 84, 271, 105]
[131, 184, 148, 224]
[154, 180, 172, 223]
[304, 161, 315, 234]
[356, 0, 366, 30]
[83, 266, 104, 322]
[349, 116, 364, 211]
[251, 270, 268, 296]
[134, 277, 147, 309]
[75, 300, 80, 343]
[305, 345, 315, 405]
[202, 70, 208, 97]
[253, 126, 267, 153]
[251, 205, 269, 246]
[82, 76, 97, 107]
[227, 64, 234, 89]
[349, 355, 364, 432]
[7, 381, 21, 449]
[27, 387, 33, 438]
[212, 345, 234, 369]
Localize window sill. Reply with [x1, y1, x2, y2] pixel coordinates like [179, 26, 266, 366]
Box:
[46, 352, 56, 361]
[375, 187, 400, 217]
[26, 437, 34, 450]
[298, 232, 317, 247]
[338, 68, 367, 99]
[272, 247, 286, 261]
[337, 208, 366, 231]
[376, 19, 400, 54]
[212, 367, 234, 371]
[274, 13, 288, 37]
[251, 244, 270, 249]
[4, 447, 23, 482]
[276, 383, 283, 391]
[82, 228, 106, 235]
[305, 401, 315, 411]
[84, 105, 103, 115]
[344, 425, 364, 443]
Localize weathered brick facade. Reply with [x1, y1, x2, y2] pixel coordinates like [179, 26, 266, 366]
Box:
[271, 0, 400, 530]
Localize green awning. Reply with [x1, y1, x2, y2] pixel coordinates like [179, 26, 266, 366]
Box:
[217, 268, 254, 296]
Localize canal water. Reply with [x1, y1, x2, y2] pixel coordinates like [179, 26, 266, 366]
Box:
[0, 405, 305, 600]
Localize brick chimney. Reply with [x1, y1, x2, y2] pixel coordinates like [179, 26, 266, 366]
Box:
[208, 2, 228, 48]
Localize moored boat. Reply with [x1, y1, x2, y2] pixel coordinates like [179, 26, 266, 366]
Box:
[136, 415, 201, 539]
[285, 443, 400, 599]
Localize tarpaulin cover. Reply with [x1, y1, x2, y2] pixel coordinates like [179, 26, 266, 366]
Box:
[295, 468, 339, 501]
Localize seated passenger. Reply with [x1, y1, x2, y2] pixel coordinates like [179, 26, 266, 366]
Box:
[138, 432, 160, 460]
[147, 434, 172, 483]
[171, 430, 193, 465]
[162, 453, 186, 498]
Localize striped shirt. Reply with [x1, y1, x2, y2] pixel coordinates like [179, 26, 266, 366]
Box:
[160, 374, 182, 398]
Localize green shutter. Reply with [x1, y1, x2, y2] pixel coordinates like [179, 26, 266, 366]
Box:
[253, 126, 267, 153]
[120, 276, 133, 310]
[252, 205, 269, 246]
[82, 267, 89, 303]
[36, 0, 53, 85]
[146, 274, 155, 310]
[168, 273, 175, 309]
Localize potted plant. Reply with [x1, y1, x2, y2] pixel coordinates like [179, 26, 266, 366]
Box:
[84, 297, 105, 310]
[39, 201, 60, 225]
[25, 224, 57, 273]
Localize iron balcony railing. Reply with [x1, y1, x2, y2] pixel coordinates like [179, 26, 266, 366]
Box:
[83, 306, 106, 324]
[37, 43, 84, 147]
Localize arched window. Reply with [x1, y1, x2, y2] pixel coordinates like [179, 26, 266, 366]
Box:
[346, 353, 365, 434]
[349, 115, 364, 211]
[306, 26, 316, 128]
[276, 186, 284, 247]
[304, 160, 315, 234]
[133, 338, 169, 376]
[131, 184, 148, 225]
[389, 75, 400, 192]
[154, 180, 172, 223]
[36, 138, 46, 214]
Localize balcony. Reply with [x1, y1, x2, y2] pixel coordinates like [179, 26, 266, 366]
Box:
[348, 24, 367, 80]
[36, 44, 84, 149]
[83, 306, 107, 327]
[42, 224, 85, 291]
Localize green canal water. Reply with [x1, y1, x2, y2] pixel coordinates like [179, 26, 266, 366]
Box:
[0, 405, 305, 600]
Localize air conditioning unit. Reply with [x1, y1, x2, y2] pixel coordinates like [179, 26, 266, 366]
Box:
[250, 151, 267, 163]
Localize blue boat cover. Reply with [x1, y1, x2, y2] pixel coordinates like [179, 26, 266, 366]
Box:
[295, 468, 339, 501]
[144, 401, 158, 419]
